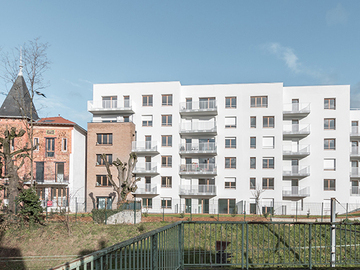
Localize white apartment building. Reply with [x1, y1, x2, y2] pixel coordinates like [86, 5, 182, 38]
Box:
[88, 81, 360, 215]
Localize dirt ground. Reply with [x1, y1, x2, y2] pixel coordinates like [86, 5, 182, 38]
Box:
[142, 214, 268, 223]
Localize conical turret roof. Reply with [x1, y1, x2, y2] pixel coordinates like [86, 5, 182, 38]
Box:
[0, 74, 39, 120]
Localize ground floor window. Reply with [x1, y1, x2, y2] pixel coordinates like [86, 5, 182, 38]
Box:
[218, 199, 235, 214]
[161, 198, 172, 209]
[97, 197, 112, 209]
[250, 203, 256, 214]
[142, 198, 152, 208]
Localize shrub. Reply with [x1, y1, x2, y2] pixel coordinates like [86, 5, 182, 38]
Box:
[143, 211, 149, 217]
[16, 188, 43, 225]
[179, 212, 185, 218]
[137, 224, 145, 232]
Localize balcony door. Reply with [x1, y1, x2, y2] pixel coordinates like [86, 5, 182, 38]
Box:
[352, 181, 359, 195]
[36, 162, 44, 183]
[186, 98, 192, 110]
[292, 120, 299, 132]
[145, 156, 151, 170]
[352, 141, 358, 154]
[199, 97, 215, 109]
[145, 176, 151, 192]
[198, 199, 209, 214]
[124, 96, 130, 108]
[292, 140, 299, 152]
[199, 138, 215, 151]
[102, 96, 117, 108]
[185, 198, 191, 213]
[199, 178, 214, 192]
[292, 99, 299, 111]
[145, 136, 151, 149]
[352, 121, 359, 134]
[352, 160, 358, 175]
[292, 159, 299, 174]
[291, 179, 299, 195]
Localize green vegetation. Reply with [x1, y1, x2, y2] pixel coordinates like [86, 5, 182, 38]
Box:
[16, 188, 43, 225]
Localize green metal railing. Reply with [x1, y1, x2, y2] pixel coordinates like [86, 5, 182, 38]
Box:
[50, 221, 360, 269]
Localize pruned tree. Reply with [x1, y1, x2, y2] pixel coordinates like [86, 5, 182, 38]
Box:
[1, 37, 50, 186]
[101, 152, 140, 208]
[0, 127, 36, 215]
[252, 185, 265, 215]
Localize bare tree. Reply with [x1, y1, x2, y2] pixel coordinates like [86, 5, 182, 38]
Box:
[101, 153, 140, 208]
[1, 38, 50, 186]
[252, 185, 265, 215]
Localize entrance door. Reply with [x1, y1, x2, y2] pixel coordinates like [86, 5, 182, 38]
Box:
[198, 199, 209, 214]
[36, 162, 44, 182]
[185, 198, 191, 213]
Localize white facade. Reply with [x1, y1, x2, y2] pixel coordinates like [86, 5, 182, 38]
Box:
[88, 81, 360, 215]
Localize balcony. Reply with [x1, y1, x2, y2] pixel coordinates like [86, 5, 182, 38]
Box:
[133, 184, 159, 196]
[24, 179, 69, 187]
[351, 127, 360, 139]
[179, 100, 217, 116]
[283, 166, 310, 179]
[283, 103, 310, 120]
[350, 147, 360, 159]
[283, 145, 310, 159]
[88, 100, 134, 115]
[282, 186, 310, 198]
[133, 162, 158, 175]
[350, 186, 360, 196]
[179, 122, 217, 136]
[179, 143, 217, 156]
[132, 141, 158, 155]
[179, 164, 217, 177]
[179, 185, 216, 198]
[350, 167, 360, 178]
[283, 124, 310, 139]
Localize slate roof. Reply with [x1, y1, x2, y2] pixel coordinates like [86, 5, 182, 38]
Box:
[0, 74, 39, 120]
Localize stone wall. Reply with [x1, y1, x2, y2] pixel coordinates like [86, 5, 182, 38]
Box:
[107, 210, 142, 224]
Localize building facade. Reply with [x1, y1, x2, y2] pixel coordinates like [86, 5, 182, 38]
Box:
[87, 81, 360, 215]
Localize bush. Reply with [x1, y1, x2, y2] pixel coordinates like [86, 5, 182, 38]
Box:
[143, 211, 149, 217]
[179, 212, 185, 218]
[137, 224, 145, 232]
[16, 188, 43, 225]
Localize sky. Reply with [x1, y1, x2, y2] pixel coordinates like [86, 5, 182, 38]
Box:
[0, 1, 360, 129]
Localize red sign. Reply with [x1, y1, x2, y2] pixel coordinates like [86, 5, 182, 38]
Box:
[47, 201, 53, 207]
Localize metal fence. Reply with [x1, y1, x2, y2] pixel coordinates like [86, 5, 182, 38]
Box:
[50, 220, 360, 269]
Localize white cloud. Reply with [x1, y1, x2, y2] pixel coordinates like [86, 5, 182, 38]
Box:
[263, 42, 335, 84]
[326, 3, 348, 26]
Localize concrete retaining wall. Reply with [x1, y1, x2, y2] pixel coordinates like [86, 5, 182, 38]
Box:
[107, 210, 142, 224]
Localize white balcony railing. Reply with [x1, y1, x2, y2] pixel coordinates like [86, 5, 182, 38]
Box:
[351, 146, 360, 156]
[283, 124, 310, 135]
[352, 126, 360, 136]
[134, 184, 158, 194]
[87, 100, 133, 112]
[179, 122, 217, 133]
[179, 164, 217, 174]
[283, 145, 310, 156]
[132, 141, 157, 152]
[282, 186, 310, 197]
[133, 162, 157, 173]
[179, 100, 217, 112]
[179, 185, 216, 195]
[351, 167, 360, 177]
[283, 166, 310, 177]
[283, 103, 310, 114]
[179, 143, 216, 153]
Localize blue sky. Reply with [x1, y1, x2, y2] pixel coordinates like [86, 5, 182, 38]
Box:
[0, 1, 360, 129]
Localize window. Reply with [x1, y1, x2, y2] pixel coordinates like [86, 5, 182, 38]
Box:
[96, 154, 112, 166]
[142, 115, 153, 127]
[250, 178, 256, 190]
[324, 139, 335, 150]
[102, 96, 117, 108]
[97, 134, 113, 145]
[324, 179, 336, 191]
[324, 158, 336, 171]
[161, 135, 172, 147]
[96, 175, 110, 187]
[162, 94, 173, 106]
[162, 156, 172, 168]
[225, 177, 236, 189]
[324, 118, 336, 130]
[225, 116, 236, 128]
[262, 178, 274, 189]
[162, 115, 172, 126]
[142, 95, 153, 106]
[225, 157, 236, 169]
[250, 157, 256, 169]
[263, 136, 275, 149]
[123, 116, 130, 122]
[218, 199, 236, 214]
[124, 96, 130, 107]
[263, 157, 274, 169]
[225, 97, 236, 108]
[143, 198, 152, 208]
[161, 176, 172, 188]
[251, 96, 268, 108]
[263, 116, 275, 128]
[34, 138, 39, 151]
[199, 97, 215, 109]
[61, 138, 67, 152]
[324, 98, 336, 110]
[97, 197, 112, 209]
[250, 116, 256, 128]
[250, 137, 256, 149]
[161, 198, 172, 209]
[55, 163, 65, 182]
[225, 137, 236, 148]
[46, 138, 55, 157]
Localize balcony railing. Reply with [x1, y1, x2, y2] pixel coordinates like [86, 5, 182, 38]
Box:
[133, 184, 158, 195]
[87, 100, 134, 114]
[179, 143, 216, 154]
[351, 146, 360, 157]
[283, 166, 310, 177]
[351, 126, 360, 136]
[179, 185, 216, 196]
[283, 124, 310, 136]
[179, 164, 217, 175]
[283, 145, 310, 156]
[351, 186, 360, 195]
[133, 162, 158, 174]
[283, 103, 310, 115]
[282, 186, 310, 197]
[179, 122, 217, 134]
[132, 141, 158, 153]
[351, 167, 360, 177]
[179, 100, 217, 115]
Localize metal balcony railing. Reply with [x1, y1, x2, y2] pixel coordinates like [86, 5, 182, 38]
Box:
[351, 167, 360, 177]
[351, 126, 360, 136]
[283, 124, 310, 135]
[351, 146, 360, 156]
[283, 103, 310, 114]
[283, 166, 310, 177]
[350, 186, 360, 195]
[179, 143, 216, 153]
[179, 185, 216, 196]
[87, 100, 133, 113]
[283, 145, 310, 156]
[133, 162, 158, 174]
[282, 186, 310, 197]
[134, 184, 158, 194]
[179, 164, 217, 174]
[179, 122, 217, 133]
[132, 141, 158, 152]
[179, 100, 217, 112]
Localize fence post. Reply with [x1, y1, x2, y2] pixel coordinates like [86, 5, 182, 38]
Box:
[330, 197, 336, 268]
[152, 234, 158, 270]
[246, 223, 249, 270]
[75, 197, 77, 223]
[346, 203, 348, 220]
[243, 201, 246, 221]
[46, 199, 48, 220]
[296, 202, 298, 222]
[321, 202, 324, 222]
[134, 199, 136, 225]
[105, 210, 107, 225]
[309, 223, 312, 269]
[178, 223, 184, 269]
[162, 199, 165, 222]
